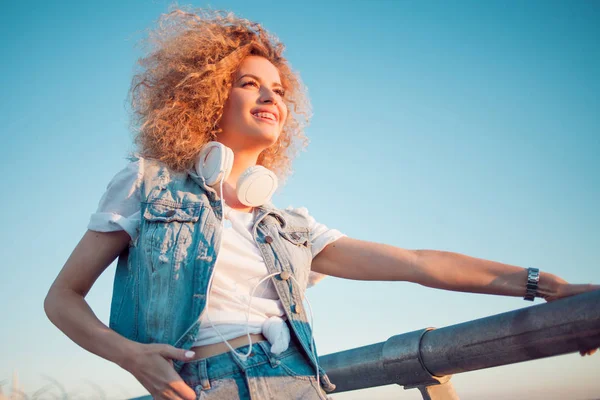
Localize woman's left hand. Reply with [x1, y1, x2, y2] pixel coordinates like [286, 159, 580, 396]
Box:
[542, 282, 600, 357]
[542, 283, 600, 303]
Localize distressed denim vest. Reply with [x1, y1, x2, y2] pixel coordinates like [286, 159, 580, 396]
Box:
[109, 156, 336, 392]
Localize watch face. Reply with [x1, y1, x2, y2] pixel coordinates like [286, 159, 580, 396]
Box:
[527, 268, 540, 282]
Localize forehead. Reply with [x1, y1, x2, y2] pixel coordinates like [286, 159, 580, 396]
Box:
[235, 56, 282, 83]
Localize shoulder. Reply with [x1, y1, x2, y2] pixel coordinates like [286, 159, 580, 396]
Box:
[102, 154, 144, 193]
[131, 154, 167, 183]
[281, 205, 346, 260]
[133, 154, 211, 203]
[281, 206, 318, 230]
[128, 153, 178, 187]
[283, 206, 311, 219]
[107, 154, 174, 193]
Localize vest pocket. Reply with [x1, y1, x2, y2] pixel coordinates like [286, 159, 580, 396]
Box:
[141, 202, 202, 274]
[278, 229, 312, 264]
[143, 201, 202, 224]
[279, 229, 311, 248]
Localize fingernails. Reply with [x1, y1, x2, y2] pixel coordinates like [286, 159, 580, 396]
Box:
[185, 351, 195, 358]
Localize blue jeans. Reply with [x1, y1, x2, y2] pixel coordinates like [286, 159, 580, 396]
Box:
[179, 337, 330, 399]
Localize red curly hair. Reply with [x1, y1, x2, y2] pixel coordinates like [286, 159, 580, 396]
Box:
[129, 7, 311, 180]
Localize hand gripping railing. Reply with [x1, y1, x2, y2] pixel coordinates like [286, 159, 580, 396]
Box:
[319, 290, 600, 399]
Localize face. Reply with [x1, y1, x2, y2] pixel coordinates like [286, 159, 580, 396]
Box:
[218, 56, 288, 152]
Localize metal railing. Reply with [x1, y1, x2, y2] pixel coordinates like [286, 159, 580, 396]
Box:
[320, 290, 600, 399]
[129, 290, 600, 400]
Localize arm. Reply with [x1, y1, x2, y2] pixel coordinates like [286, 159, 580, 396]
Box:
[44, 230, 196, 400]
[44, 230, 136, 366]
[311, 237, 599, 300]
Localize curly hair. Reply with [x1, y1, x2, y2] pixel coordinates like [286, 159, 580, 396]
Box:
[129, 7, 311, 180]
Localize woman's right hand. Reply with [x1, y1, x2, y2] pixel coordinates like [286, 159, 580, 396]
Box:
[121, 342, 197, 400]
[45, 230, 197, 399]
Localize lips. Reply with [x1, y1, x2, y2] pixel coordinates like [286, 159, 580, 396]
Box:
[250, 107, 279, 122]
[252, 112, 277, 122]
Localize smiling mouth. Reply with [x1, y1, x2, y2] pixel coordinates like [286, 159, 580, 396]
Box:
[251, 112, 277, 123]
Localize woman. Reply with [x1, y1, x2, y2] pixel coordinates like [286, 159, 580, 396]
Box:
[44, 8, 598, 400]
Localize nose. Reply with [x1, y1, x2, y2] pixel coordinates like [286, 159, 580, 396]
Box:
[259, 88, 278, 105]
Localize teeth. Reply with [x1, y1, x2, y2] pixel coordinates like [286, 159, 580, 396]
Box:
[253, 112, 276, 121]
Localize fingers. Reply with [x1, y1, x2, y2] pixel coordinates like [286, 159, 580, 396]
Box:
[144, 367, 197, 400]
[157, 344, 196, 362]
[548, 283, 600, 302]
[156, 381, 196, 400]
[129, 344, 197, 400]
[171, 380, 197, 400]
[158, 387, 179, 400]
[568, 284, 598, 296]
[155, 385, 195, 400]
[580, 348, 598, 357]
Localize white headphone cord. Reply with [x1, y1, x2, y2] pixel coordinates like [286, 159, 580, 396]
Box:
[204, 176, 321, 389]
[204, 177, 254, 361]
[204, 178, 281, 362]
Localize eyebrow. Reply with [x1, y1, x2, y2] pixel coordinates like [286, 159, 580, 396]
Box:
[237, 73, 284, 89]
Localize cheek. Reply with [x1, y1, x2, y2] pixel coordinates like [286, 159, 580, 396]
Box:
[228, 97, 243, 117]
[279, 106, 288, 128]
[223, 92, 248, 120]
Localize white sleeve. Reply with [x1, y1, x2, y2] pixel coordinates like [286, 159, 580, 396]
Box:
[285, 206, 346, 288]
[87, 157, 143, 241]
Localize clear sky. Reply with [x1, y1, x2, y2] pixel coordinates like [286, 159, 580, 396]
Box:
[1, 0, 599, 399]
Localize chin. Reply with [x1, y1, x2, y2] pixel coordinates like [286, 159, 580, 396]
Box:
[251, 127, 280, 145]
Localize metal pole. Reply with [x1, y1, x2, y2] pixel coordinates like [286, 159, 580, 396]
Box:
[420, 289, 600, 376]
[320, 290, 600, 398]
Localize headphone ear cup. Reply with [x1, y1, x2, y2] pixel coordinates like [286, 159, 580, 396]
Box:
[236, 165, 278, 207]
[195, 142, 233, 186]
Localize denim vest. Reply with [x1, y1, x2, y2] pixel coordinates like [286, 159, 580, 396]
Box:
[109, 156, 336, 392]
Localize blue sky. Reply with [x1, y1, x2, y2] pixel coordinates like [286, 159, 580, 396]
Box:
[1, 1, 598, 398]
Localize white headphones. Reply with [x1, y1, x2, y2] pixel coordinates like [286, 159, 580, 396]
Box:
[194, 141, 278, 207]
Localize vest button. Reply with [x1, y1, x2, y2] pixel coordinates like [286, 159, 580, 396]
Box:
[165, 210, 176, 217]
[265, 235, 273, 244]
[279, 271, 291, 281]
[292, 304, 302, 314]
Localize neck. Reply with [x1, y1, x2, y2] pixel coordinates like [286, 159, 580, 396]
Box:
[221, 148, 261, 212]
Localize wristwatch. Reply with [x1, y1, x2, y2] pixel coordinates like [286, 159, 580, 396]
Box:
[524, 267, 540, 301]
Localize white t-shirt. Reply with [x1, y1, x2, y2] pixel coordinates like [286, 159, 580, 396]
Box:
[88, 157, 345, 346]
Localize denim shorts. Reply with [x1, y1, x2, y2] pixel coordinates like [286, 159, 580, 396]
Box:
[179, 336, 330, 399]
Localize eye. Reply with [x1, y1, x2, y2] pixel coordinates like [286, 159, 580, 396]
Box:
[241, 80, 285, 97]
[242, 80, 259, 88]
